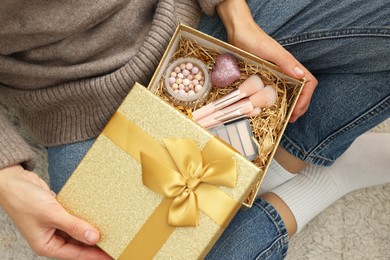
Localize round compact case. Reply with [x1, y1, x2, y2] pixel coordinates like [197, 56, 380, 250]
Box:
[164, 57, 211, 108]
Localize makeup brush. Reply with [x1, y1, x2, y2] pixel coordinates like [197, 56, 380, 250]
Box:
[197, 85, 277, 128]
[203, 107, 262, 129]
[249, 85, 277, 108]
[199, 104, 254, 128]
[192, 75, 264, 120]
[197, 99, 252, 123]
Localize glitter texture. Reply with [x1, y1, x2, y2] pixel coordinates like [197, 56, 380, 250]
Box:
[211, 54, 241, 88]
[57, 83, 261, 259]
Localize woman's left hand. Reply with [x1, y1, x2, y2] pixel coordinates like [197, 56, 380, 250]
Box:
[216, 0, 318, 122]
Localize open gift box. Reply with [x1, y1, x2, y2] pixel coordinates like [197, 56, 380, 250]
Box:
[56, 24, 304, 259]
[148, 24, 305, 206]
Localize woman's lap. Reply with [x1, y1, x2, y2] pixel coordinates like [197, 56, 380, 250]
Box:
[199, 0, 390, 166]
[47, 139, 95, 194]
[206, 198, 289, 260]
[280, 72, 390, 165]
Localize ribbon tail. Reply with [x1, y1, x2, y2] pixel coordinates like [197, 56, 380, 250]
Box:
[169, 190, 198, 227]
[196, 184, 240, 227]
[119, 199, 175, 260]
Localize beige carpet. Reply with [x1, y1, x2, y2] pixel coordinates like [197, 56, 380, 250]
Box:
[1, 103, 389, 259]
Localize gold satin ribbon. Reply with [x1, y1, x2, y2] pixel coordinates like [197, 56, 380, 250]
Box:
[102, 112, 239, 259]
[141, 138, 237, 227]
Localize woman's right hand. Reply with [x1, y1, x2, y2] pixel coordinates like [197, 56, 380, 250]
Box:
[0, 165, 112, 260]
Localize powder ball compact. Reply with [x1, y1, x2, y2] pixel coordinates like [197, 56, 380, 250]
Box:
[164, 57, 211, 107]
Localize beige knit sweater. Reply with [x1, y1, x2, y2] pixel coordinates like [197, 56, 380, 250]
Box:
[0, 0, 224, 170]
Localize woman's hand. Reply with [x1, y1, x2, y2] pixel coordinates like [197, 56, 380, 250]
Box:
[0, 165, 112, 260]
[216, 0, 318, 122]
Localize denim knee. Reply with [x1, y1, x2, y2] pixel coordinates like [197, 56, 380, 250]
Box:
[281, 72, 390, 166]
[206, 198, 289, 260]
[47, 139, 95, 193]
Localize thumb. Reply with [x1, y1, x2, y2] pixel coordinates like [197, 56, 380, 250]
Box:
[51, 206, 101, 245]
[264, 41, 306, 80]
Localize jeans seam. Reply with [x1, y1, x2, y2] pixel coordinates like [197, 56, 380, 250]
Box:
[278, 27, 390, 47]
[254, 199, 289, 259]
[281, 95, 390, 166]
[254, 234, 288, 260]
[281, 135, 335, 164]
[255, 200, 286, 236]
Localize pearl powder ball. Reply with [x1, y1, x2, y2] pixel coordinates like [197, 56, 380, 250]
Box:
[183, 78, 190, 86]
[178, 89, 186, 96]
[182, 69, 190, 76]
[195, 84, 202, 92]
[194, 74, 202, 81]
[186, 63, 193, 70]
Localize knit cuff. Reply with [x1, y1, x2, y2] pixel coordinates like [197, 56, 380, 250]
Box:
[198, 0, 225, 15]
[271, 169, 340, 233]
[0, 109, 35, 171]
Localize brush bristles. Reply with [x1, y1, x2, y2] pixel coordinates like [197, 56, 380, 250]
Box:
[239, 74, 264, 96]
[249, 85, 277, 108]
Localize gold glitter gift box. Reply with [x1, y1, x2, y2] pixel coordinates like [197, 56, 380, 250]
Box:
[57, 83, 261, 259]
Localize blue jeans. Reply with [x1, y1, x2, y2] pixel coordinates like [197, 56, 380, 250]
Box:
[199, 0, 390, 167]
[48, 0, 390, 259]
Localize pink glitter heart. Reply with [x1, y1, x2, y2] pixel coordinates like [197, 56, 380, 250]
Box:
[211, 53, 240, 88]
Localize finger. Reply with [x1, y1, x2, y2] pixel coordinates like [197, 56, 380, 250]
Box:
[289, 75, 318, 122]
[55, 230, 83, 246]
[255, 39, 318, 121]
[55, 230, 102, 249]
[42, 234, 112, 260]
[259, 39, 307, 80]
[49, 206, 101, 246]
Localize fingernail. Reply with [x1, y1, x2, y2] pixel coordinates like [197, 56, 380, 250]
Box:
[85, 230, 99, 243]
[293, 66, 305, 78]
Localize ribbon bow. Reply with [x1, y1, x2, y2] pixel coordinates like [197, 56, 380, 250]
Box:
[141, 138, 237, 227]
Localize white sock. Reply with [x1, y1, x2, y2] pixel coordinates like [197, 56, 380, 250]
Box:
[256, 159, 296, 196]
[271, 133, 390, 233]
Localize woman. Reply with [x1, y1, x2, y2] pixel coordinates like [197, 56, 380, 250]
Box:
[0, 0, 389, 259]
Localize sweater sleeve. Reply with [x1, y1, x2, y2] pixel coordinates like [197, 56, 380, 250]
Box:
[198, 0, 225, 15]
[0, 108, 35, 171]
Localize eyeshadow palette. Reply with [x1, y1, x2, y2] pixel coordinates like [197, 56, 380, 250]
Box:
[209, 118, 258, 161]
